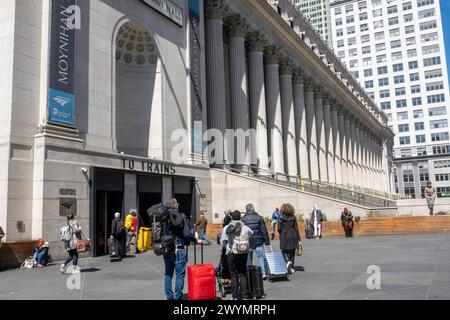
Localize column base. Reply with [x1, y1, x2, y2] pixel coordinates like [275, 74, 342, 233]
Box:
[36, 123, 83, 142]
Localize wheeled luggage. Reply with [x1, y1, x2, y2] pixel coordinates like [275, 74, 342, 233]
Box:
[264, 245, 288, 282]
[305, 222, 313, 239]
[137, 227, 152, 252]
[248, 265, 265, 299]
[187, 244, 216, 300]
[216, 232, 221, 245]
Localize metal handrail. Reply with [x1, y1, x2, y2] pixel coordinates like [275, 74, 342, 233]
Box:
[213, 164, 398, 208]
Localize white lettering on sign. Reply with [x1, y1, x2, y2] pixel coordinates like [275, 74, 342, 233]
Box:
[141, 0, 184, 27]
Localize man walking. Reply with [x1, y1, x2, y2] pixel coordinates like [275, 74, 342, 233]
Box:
[111, 212, 126, 259]
[161, 198, 203, 300]
[125, 211, 137, 252]
[311, 205, 323, 239]
[425, 181, 437, 216]
[242, 204, 270, 280]
[196, 212, 211, 244]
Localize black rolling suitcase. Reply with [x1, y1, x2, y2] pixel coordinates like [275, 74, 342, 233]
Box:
[108, 237, 120, 260]
[305, 223, 313, 239]
[248, 265, 265, 299]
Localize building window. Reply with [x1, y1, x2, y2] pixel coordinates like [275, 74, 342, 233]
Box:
[364, 69, 373, 77]
[429, 107, 447, 116]
[360, 23, 369, 32]
[399, 124, 410, 132]
[419, 161, 429, 169]
[372, 0, 381, 5]
[380, 90, 390, 98]
[336, 29, 344, 37]
[388, 5, 398, 14]
[410, 73, 420, 81]
[349, 48, 357, 56]
[336, 18, 343, 26]
[345, 4, 354, 13]
[427, 94, 445, 104]
[408, 61, 419, 70]
[419, 8, 435, 19]
[416, 135, 426, 143]
[411, 85, 421, 94]
[419, 173, 429, 182]
[395, 87, 406, 96]
[397, 112, 409, 120]
[422, 44, 440, 55]
[405, 25, 415, 34]
[379, 78, 389, 86]
[374, 20, 384, 29]
[346, 16, 355, 24]
[394, 75, 405, 84]
[423, 56, 441, 67]
[421, 32, 438, 43]
[417, 147, 427, 156]
[419, 21, 437, 31]
[348, 37, 356, 45]
[415, 122, 425, 131]
[403, 174, 414, 182]
[392, 52, 402, 61]
[407, 49, 417, 58]
[337, 40, 344, 48]
[414, 110, 424, 119]
[405, 187, 416, 198]
[359, 12, 368, 20]
[388, 17, 399, 26]
[417, 0, 435, 7]
[412, 97, 422, 106]
[390, 40, 401, 49]
[373, 9, 383, 17]
[374, 31, 384, 40]
[362, 46, 371, 54]
[377, 55, 387, 63]
[437, 187, 450, 198]
[335, 7, 342, 15]
[358, 1, 367, 10]
[400, 137, 411, 145]
[426, 82, 444, 92]
[403, 2, 412, 10]
[404, 14, 413, 22]
[434, 160, 450, 168]
[377, 66, 388, 75]
[392, 63, 403, 72]
[431, 132, 450, 142]
[363, 57, 371, 66]
[376, 43, 386, 51]
[425, 69, 442, 79]
[401, 149, 412, 157]
[361, 34, 370, 43]
[430, 119, 448, 129]
[396, 99, 407, 108]
[365, 80, 374, 89]
[390, 28, 400, 37]
[433, 145, 450, 155]
[380, 102, 391, 110]
[406, 37, 416, 46]
[350, 60, 358, 68]
[435, 174, 450, 182]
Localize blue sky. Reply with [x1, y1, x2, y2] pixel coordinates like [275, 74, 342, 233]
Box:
[442, 0, 450, 85]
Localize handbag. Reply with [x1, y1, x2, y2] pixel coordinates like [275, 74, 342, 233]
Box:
[77, 231, 91, 253]
[296, 241, 303, 256]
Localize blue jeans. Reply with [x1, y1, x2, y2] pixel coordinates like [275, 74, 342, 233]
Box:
[36, 251, 48, 265]
[64, 249, 78, 267]
[247, 245, 266, 275]
[164, 248, 186, 300]
[200, 229, 209, 241]
[270, 220, 277, 232]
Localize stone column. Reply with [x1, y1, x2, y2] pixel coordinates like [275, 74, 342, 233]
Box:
[205, 0, 227, 164]
[382, 138, 390, 192]
[323, 97, 335, 184]
[331, 105, 343, 185]
[315, 88, 328, 182]
[304, 79, 320, 181]
[293, 70, 309, 179]
[344, 114, 354, 187]
[361, 129, 370, 189]
[264, 45, 284, 174]
[354, 122, 362, 188]
[338, 111, 348, 185]
[280, 58, 298, 178]
[247, 31, 269, 172]
[225, 15, 250, 166]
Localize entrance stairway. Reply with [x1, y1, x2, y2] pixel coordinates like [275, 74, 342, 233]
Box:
[212, 164, 398, 208]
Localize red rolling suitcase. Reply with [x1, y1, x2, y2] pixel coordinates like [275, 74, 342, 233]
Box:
[187, 244, 216, 300]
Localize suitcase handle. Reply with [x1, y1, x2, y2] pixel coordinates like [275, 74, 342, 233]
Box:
[193, 243, 204, 265]
[263, 244, 273, 254]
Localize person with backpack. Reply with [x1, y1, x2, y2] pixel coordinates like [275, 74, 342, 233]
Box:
[278, 203, 301, 274]
[111, 212, 126, 259]
[270, 208, 280, 240]
[220, 210, 253, 300]
[60, 214, 82, 274]
[242, 204, 270, 280]
[159, 198, 203, 300]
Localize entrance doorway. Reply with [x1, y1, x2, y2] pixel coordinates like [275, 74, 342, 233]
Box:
[173, 177, 195, 223]
[137, 175, 162, 228]
[93, 170, 124, 256]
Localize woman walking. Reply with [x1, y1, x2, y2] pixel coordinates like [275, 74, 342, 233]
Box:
[61, 214, 82, 274]
[425, 181, 437, 216]
[278, 203, 300, 274]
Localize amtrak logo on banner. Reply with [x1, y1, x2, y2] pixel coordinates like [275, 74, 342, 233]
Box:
[48, 0, 78, 126]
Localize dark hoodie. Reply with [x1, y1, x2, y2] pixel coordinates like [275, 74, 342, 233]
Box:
[278, 214, 300, 251]
[242, 210, 270, 249]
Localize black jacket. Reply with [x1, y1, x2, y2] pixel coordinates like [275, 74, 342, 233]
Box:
[162, 208, 197, 249]
[223, 215, 232, 227]
[111, 218, 125, 238]
[311, 210, 323, 224]
[278, 214, 300, 251]
[242, 211, 270, 248]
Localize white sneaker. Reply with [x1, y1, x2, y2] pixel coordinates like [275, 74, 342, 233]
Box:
[72, 269, 80, 274]
[60, 264, 65, 274]
[286, 261, 292, 271]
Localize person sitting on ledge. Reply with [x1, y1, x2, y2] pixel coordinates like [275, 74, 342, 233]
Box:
[33, 241, 51, 268]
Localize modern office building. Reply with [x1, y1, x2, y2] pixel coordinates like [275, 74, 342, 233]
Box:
[292, 0, 334, 44]
[330, 0, 450, 199]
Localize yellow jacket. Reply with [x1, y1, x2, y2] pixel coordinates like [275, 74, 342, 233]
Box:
[125, 214, 135, 232]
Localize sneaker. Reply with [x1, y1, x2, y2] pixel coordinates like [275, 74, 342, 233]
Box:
[262, 274, 267, 281]
[72, 269, 80, 274]
[60, 264, 65, 274]
[290, 267, 296, 274]
[286, 261, 292, 271]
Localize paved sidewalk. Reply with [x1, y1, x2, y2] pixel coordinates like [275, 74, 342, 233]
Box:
[0, 233, 449, 300]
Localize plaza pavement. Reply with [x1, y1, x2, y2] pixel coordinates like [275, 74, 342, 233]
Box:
[0, 233, 449, 300]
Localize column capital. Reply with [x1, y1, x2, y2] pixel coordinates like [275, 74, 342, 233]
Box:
[204, 0, 225, 21]
[313, 85, 325, 99]
[322, 93, 332, 106]
[264, 45, 281, 65]
[279, 57, 294, 75]
[224, 15, 250, 38]
[344, 111, 354, 121]
[303, 77, 316, 92]
[246, 31, 266, 52]
[293, 68, 306, 84]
